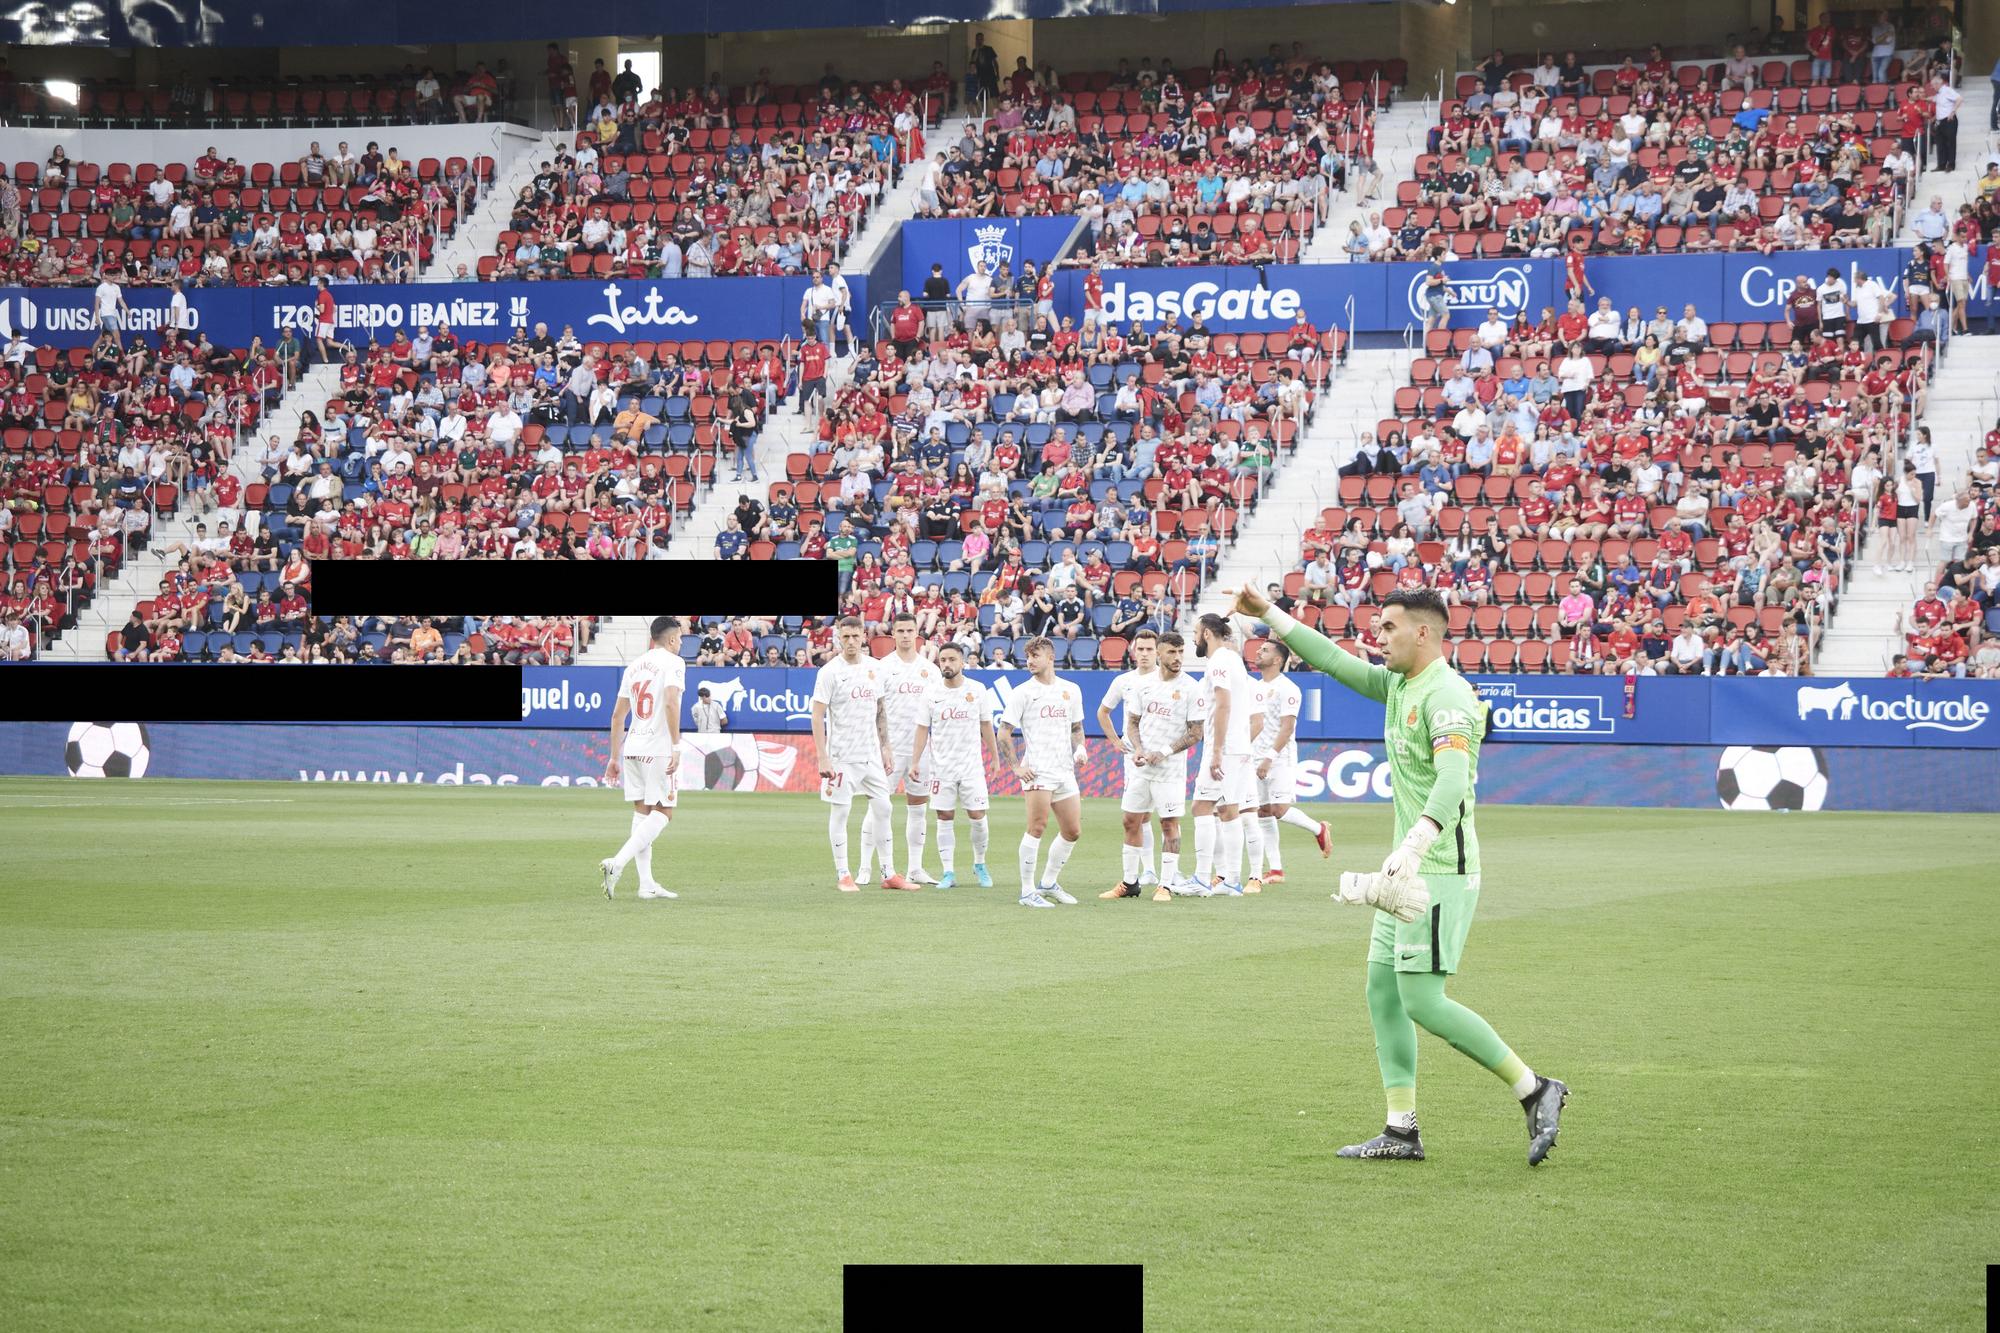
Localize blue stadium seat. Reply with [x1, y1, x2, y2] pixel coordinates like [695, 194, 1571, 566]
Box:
[1087, 364, 1114, 388]
[1107, 541, 1134, 565]
[642, 425, 668, 448]
[774, 542, 800, 560]
[667, 423, 695, 449]
[182, 631, 208, 657]
[1024, 423, 1051, 446]
[232, 633, 255, 654]
[945, 422, 970, 446]
[1070, 639, 1099, 667]
[756, 634, 785, 656]
[663, 396, 691, 420]
[910, 540, 938, 569]
[779, 616, 803, 632]
[678, 637, 700, 661]
[442, 635, 463, 656]
[1020, 540, 1049, 566]
[982, 635, 1012, 661]
[991, 394, 1015, 417]
[936, 540, 964, 567]
[940, 572, 970, 595]
[785, 634, 809, 658]
[640, 396, 665, 418]
[1090, 606, 1115, 633]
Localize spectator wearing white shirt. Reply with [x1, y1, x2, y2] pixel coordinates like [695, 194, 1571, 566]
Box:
[1475, 308, 1508, 350]
[1929, 76, 1960, 172]
[1933, 486, 1977, 564]
[1852, 273, 1890, 350]
[487, 404, 523, 454]
[1944, 239, 1971, 334]
[692, 687, 727, 733]
[1585, 298, 1624, 353]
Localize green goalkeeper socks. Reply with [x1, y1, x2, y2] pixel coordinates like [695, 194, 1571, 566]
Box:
[1366, 963, 1419, 1107]
[1394, 971, 1527, 1088]
[1368, 965, 1537, 1111]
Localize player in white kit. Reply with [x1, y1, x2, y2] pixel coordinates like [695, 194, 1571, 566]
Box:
[601, 616, 686, 900]
[1108, 630, 1207, 901]
[1096, 627, 1160, 897]
[1247, 636, 1332, 889]
[996, 636, 1087, 908]
[811, 616, 914, 892]
[878, 613, 942, 884]
[907, 642, 996, 889]
[1188, 613, 1257, 896]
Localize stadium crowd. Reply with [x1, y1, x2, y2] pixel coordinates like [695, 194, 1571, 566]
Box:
[484, 64, 933, 280]
[0, 141, 489, 287]
[1289, 256, 1963, 677]
[912, 48, 1390, 264]
[1894, 424, 2000, 679]
[1351, 42, 1975, 269]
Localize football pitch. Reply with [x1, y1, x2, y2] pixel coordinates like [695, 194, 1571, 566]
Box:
[1, 779, 1993, 1331]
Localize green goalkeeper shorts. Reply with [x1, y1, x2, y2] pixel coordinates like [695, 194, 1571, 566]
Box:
[1367, 873, 1482, 975]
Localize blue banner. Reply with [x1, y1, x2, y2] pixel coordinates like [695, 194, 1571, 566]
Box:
[511, 666, 2000, 750]
[1034, 248, 1916, 334]
[3, 722, 1995, 813]
[898, 219, 1084, 301]
[0, 275, 862, 350]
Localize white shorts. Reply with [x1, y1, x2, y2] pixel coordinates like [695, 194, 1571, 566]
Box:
[316, 320, 336, 339]
[620, 753, 680, 807]
[930, 771, 990, 813]
[1022, 769, 1081, 802]
[1192, 752, 1256, 807]
[1119, 765, 1187, 818]
[821, 757, 891, 805]
[1255, 760, 1298, 808]
[890, 747, 933, 797]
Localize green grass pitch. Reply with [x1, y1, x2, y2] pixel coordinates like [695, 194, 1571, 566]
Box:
[1, 779, 1993, 1330]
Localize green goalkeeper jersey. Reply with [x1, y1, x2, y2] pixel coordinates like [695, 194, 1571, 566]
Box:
[1269, 615, 1486, 876]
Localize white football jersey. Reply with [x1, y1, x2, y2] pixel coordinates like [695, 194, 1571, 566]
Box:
[878, 651, 941, 750]
[811, 654, 885, 765]
[1100, 665, 1156, 749]
[1001, 674, 1086, 778]
[1200, 645, 1256, 757]
[921, 679, 989, 782]
[617, 646, 686, 758]
[1253, 673, 1303, 765]
[1135, 671, 1204, 776]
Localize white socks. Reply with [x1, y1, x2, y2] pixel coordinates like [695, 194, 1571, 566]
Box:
[1388, 1110, 1418, 1131]
[1511, 1068, 1539, 1100]
[1282, 807, 1321, 834]
[1139, 820, 1156, 882]
[1121, 842, 1142, 884]
[1042, 835, 1077, 887]
[906, 804, 928, 878]
[632, 813, 659, 887]
[1193, 814, 1217, 880]
[868, 796, 893, 877]
[1017, 832, 1041, 894]
[1259, 815, 1282, 872]
[1243, 811, 1265, 877]
[829, 805, 852, 876]
[610, 810, 668, 874]
[1160, 850, 1180, 884]
[1216, 815, 1244, 886]
[969, 816, 989, 862]
[936, 817, 956, 871]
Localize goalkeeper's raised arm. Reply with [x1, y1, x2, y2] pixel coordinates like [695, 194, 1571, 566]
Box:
[1230, 583, 1393, 703]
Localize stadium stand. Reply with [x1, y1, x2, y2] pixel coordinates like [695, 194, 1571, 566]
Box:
[2, 142, 493, 286]
[735, 303, 1343, 669]
[913, 52, 1395, 264]
[1357, 48, 1932, 266]
[1284, 288, 1959, 675]
[2, 65, 522, 130]
[1, 323, 290, 657]
[484, 73, 932, 280]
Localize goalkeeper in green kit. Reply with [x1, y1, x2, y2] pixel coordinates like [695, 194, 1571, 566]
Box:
[1233, 583, 1568, 1165]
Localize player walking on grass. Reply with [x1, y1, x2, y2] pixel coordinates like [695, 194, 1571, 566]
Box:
[812, 616, 914, 893]
[1105, 630, 1203, 902]
[1233, 583, 1569, 1166]
[908, 643, 996, 889]
[880, 614, 942, 885]
[1247, 637, 1333, 889]
[601, 616, 685, 900]
[1188, 614, 1255, 897]
[996, 636, 1087, 908]
[1097, 627, 1161, 897]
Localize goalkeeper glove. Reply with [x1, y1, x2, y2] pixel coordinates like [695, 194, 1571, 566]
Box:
[1379, 819, 1439, 882]
[1335, 870, 1432, 924]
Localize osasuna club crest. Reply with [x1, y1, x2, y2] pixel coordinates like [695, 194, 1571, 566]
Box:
[968, 224, 1014, 274]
